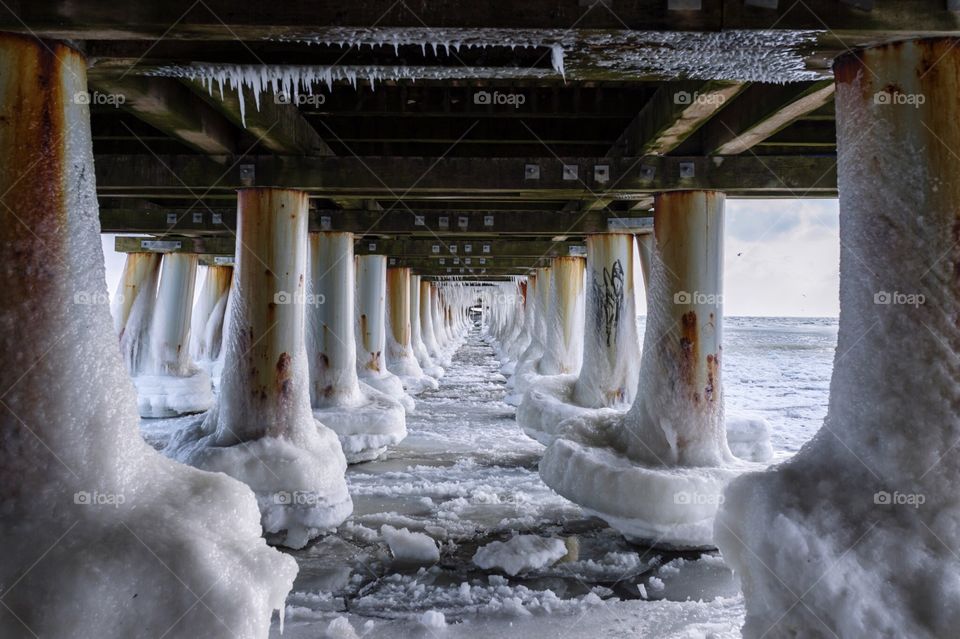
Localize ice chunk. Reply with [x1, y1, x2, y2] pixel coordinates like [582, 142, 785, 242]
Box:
[381, 525, 440, 564]
[473, 535, 569, 576]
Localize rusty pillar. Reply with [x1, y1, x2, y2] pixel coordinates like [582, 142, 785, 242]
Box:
[573, 234, 642, 408]
[624, 190, 726, 467]
[540, 256, 586, 375]
[208, 188, 313, 442]
[113, 252, 162, 374]
[113, 252, 161, 339]
[308, 231, 363, 407]
[386, 267, 412, 350]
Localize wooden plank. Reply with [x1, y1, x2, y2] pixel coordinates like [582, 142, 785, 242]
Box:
[88, 74, 237, 155]
[701, 81, 836, 156]
[608, 81, 745, 157]
[184, 80, 332, 156]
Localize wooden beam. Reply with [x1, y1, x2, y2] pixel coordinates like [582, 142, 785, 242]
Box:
[88, 74, 237, 155]
[701, 81, 836, 156]
[2, 1, 958, 38]
[184, 80, 333, 156]
[98, 207, 637, 236]
[607, 81, 745, 157]
[93, 154, 839, 198]
[116, 235, 585, 258]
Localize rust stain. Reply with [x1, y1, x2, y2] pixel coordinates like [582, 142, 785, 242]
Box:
[276, 352, 293, 397]
[679, 310, 699, 395]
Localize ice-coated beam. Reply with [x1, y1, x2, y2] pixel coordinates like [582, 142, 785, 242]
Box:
[624, 191, 726, 466]
[0, 33, 294, 637]
[573, 233, 642, 408]
[717, 38, 960, 638]
[150, 253, 199, 375]
[539, 256, 586, 375]
[308, 231, 363, 407]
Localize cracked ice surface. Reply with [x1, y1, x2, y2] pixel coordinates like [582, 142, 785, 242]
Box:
[265, 333, 746, 638]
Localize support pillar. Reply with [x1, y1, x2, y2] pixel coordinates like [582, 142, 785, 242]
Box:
[308, 232, 363, 407]
[356, 254, 414, 411]
[0, 33, 294, 637]
[112, 252, 161, 375]
[150, 253, 199, 376]
[411, 274, 443, 378]
[307, 233, 406, 462]
[539, 256, 586, 376]
[190, 264, 232, 364]
[718, 38, 960, 637]
[386, 267, 437, 394]
[172, 188, 352, 548]
[420, 279, 445, 367]
[134, 252, 212, 417]
[573, 234, 642, 408]
[624, 191, 726, 466]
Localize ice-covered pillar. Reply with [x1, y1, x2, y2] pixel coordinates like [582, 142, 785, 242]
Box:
[172, 188, 352, 547]
[134, 252, 212, 417]
[112, 252, 161, 374]
[539, 256, 586, 375]
[150, 253, 199, 375]
[0, 33, 295, 636]
[386, 266, 435, 393]
[410, 273, 441, 378]
[190, 264, 232, 364]
[623, 191, 726, 467]
[356, 254, 413, 409]
[637, 232, 654, 300]
[717, 38, 960, 637]
[356, 254, 389, 375]
[420, 279, 443, 365]
[308, 232, 362, 407]
[113, 252, 161, 339]
[573, 234, 642, 408]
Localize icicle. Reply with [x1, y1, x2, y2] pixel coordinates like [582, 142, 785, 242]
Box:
[551, 43, 565, 79]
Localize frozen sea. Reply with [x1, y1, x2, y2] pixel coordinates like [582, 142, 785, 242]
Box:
[142, 317, 838, 638]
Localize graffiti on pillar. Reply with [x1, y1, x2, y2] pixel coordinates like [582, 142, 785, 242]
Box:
[592, 259, 625, 348]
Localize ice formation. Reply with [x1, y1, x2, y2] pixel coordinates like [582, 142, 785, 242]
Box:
[540, 192, 756, 550]
[355, 254, 416, 412]
[473, 535, 568, 576]
[717, 39, 960, 638]
[517, 235, 641, 444]
[0, 35, 295, 638]
[307, 233, 406, 463]
[385, 267, 439, 395]
[113, 251, 161, 374]
[168, 189, 352, 549]
[190, 263, 233, 392]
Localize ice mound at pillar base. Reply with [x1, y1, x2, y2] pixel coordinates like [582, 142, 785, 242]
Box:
[314, 383, 407, 463]
[167, 414, 353, 549]
[362, 372, 416, 413]
[539, 413, 758, 550]
[133, 368, 214, 417]
[1, 453, 298, 639]
[520, 376, 774, 463]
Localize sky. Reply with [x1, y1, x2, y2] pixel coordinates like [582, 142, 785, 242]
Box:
[100, 198, 841, 318]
